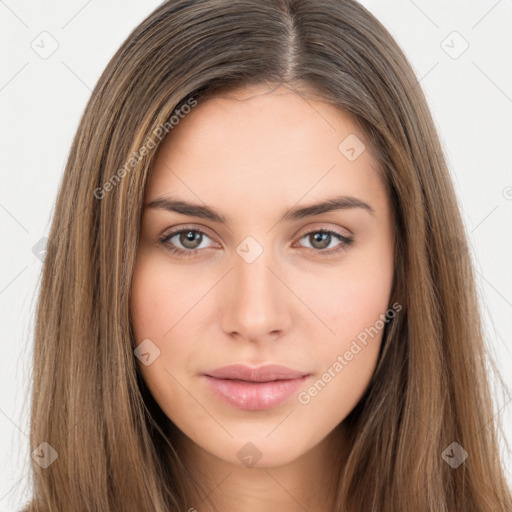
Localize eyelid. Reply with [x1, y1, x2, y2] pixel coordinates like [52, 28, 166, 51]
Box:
[162, 222, 215, 236]
[295, 222, 353, 240]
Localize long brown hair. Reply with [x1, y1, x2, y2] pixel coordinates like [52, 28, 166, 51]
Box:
[21, 0, 512, 510]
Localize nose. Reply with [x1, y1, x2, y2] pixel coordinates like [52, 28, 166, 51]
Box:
[219, 240, 292, 343]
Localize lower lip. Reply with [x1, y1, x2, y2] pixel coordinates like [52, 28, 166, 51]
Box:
[203, 375, 310, 411]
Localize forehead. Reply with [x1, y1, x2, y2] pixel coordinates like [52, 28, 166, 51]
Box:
[145, 84, 385, 216]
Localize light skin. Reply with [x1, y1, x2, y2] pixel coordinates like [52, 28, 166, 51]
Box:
[129, 83, 395, 511]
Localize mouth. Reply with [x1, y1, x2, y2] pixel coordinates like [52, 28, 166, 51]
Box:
[202, 364, 311, 411]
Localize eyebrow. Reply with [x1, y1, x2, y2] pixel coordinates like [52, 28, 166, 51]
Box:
[145, 195, 375, 224]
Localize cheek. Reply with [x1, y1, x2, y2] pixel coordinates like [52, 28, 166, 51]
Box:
[317, 254, 394, 342]
[294, 289, 390, 417]
[300, 251, 394, 401]
[129, 250, 213, 359]
[129, 255, 197, 415]
[129, 254, 194, 341]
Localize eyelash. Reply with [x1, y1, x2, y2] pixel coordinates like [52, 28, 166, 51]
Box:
[159, 226, 354, 259]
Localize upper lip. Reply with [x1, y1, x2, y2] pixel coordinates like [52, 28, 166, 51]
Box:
[204, 364, 310, 382]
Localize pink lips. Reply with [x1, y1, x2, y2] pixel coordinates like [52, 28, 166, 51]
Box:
[202, 364, 310, 411]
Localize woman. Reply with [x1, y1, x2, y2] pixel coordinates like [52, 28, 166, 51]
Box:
[23, 0, 512, 510]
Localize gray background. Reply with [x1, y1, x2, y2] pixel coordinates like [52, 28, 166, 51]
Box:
[1, 0, 511, 509]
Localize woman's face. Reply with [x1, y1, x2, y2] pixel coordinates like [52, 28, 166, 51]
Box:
[129, 84, 395, 468]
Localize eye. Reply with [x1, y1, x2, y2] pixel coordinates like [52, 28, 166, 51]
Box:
[159, 226, 354, 259]
[159, 227, 216, 258]
[295, 228, 354, 256]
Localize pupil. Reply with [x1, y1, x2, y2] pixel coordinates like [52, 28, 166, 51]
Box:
[313, 232, 329, 249]
[183, 231, 200, 248]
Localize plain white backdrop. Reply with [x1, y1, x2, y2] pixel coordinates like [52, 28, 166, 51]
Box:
[0, 1, 511, 510]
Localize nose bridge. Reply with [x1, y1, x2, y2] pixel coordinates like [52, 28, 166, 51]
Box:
[234, 234, 279, 307]
[221, 234, 289, 338]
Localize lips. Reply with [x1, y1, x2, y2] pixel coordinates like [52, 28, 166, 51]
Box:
[202, 364, 311, 411]
[203, 363, 310, 382]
